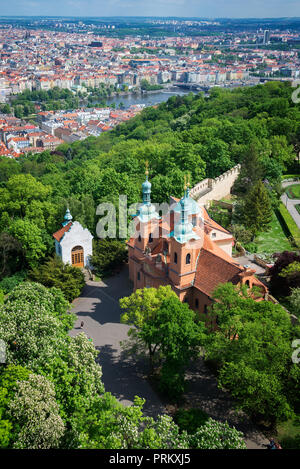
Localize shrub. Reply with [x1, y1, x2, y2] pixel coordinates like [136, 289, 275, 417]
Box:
[29, 256, 85, 302]
[91, 239, 127, 277]
[174, 408, 209, 434]
[0, 271, 27, 294]
[277, 202, 300, 248]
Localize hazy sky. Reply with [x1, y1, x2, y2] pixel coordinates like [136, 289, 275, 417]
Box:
[0, 0, 300, 19]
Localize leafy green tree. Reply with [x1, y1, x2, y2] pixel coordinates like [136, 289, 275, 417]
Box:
[0, 282, 74, 370]
[0, 365, 30, 448]
[91, 239, 127, 277]
[232, 144, 263, 196]
[289, 287, 300, 317]
[7, 373, 65, 449]
[0, 233, 23, 278]
[0, 174, 52, 219]
[120, 285, 177, 329]
[121, 289, 205, 398]
[270, 251, 300, 297]
[189, 418, 246, 449]
[0, 157, 20, 183]
[8, 219, 47, 268]
[242, 180, 273, 237]
[205, 283, 298, 427]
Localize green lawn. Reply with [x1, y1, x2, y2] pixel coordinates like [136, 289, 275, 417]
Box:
[254, 212, 292, 254]
[286, 184, 300, 199]
[277, 416, 300, 449]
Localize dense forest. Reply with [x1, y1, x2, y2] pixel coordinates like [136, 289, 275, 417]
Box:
[0, 81, 299, 280]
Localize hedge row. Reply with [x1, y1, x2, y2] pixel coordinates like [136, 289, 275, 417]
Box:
[277, 202, 300, 248]
[281, 175, 300, 181]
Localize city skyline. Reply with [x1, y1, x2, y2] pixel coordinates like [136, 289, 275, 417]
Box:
[1, 1, 300, 19]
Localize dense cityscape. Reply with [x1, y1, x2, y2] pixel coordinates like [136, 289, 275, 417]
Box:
[0, 17, 300, 156]
[0, 12, 300, 457]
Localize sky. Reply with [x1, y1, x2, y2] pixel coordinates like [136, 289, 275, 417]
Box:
[0, 0, 300, 19]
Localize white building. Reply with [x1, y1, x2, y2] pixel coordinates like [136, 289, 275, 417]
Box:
[53, 209, 93, 268]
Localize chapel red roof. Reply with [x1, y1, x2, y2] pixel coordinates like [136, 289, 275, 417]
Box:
[52, 222, 72, 242]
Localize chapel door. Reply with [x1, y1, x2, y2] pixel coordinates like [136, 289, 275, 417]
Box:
[71, 246, 84, 268]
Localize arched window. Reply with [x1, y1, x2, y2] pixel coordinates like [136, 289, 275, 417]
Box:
[138, 234, 141, 242]
[148, 233, 153, 243]
[71, 246, 84, 267]
[186, 253, 191, 264]
[174, 252, 177, 264]
[245, 280, 250, 287]
[137, 271, 141, 281]
[195, 298, 199, 308]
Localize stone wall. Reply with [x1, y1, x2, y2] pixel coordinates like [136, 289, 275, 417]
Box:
[190, 164, 241, 207]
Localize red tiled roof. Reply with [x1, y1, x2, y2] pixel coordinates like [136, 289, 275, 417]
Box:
[52, 222, 72, 242]
[194, 247, 242, 297]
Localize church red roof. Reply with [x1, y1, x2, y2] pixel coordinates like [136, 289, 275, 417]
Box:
[194, 248, 242, 297]
[53, 222, 72, 242]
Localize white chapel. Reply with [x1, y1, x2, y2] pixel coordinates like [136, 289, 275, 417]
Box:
[53, 208, 93, 268]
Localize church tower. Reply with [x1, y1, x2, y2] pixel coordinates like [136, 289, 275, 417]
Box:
[168, 177, 202, 292]
[135, 162, 160, 252]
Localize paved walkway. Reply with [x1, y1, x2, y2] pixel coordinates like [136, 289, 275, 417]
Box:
[281, 180, 300, 229]
[70, 267, 165, 416]
[70, 266, 269, 449]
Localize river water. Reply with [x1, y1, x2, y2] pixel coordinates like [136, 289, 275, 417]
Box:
[105, 88, 193, 109]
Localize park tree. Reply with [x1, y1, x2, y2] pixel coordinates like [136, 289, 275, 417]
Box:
[7, 373, 65, 449]
[270, 251, 300, 297]
[189, 418, 246, 449]
[0, 365, 31, 448]
[75, 392, 245, 450]
[0, 233, 23, 278]
[91, 239, 127, 277]
[0, 157, 20, 183]
[0, 282, 73, 370]
[242, 180, 273, 237]
[205, 283, 298, 427]
[0, 174, 51, 219]
[121, 288, 206, 399]
[8, 219, 47, 268]
[232, 144, 263, 196]
[120, 285, 177, 329]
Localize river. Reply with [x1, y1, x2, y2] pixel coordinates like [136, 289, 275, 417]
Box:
[104, 88, 194, 109]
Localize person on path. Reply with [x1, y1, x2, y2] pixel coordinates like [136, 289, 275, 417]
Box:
[80, 321, 84, 329]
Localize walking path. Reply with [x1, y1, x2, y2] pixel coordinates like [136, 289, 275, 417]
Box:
[70, 266, 269, 449]
[281, 180, 300, 229]
[70, 267, 165, 416]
